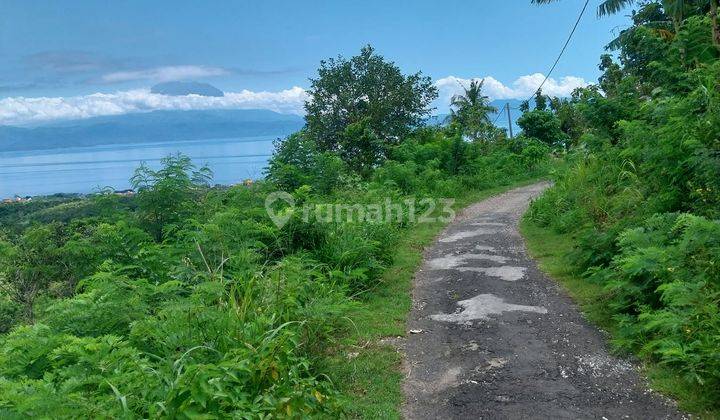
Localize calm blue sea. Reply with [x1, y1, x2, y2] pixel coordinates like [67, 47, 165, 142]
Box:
[0, 136, 276, 198]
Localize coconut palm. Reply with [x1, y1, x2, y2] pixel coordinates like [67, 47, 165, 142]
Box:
[448, 79, 498, 141]
[532, 0, 684, 20]
[532, 0, 720, 51]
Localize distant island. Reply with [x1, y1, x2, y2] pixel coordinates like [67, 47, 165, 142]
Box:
[0, 109, 304, 152]
[150, 81, 225, 97]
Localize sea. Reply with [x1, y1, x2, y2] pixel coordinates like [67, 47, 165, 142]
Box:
[0, 136, 276, 198]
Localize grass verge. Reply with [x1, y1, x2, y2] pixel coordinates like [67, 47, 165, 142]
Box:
[520, 217, 720, 418]
[319, 178, 546, 418]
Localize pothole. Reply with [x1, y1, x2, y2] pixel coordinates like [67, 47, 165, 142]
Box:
[427, 253, 510, 269]
[439, 228, 502, 243]
[431, 294, 547, 323]
[456, 266, 527, 281]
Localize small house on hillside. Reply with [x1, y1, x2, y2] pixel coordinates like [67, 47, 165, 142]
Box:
[113, 189, 136, 197]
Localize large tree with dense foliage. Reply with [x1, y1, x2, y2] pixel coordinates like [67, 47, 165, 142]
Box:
[0, 225, 67, 322]
[304, 45, 438, 175]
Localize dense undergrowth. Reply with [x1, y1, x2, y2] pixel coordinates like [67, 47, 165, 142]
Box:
[524, 2, 720, 413]
[0, 120, 549, 416]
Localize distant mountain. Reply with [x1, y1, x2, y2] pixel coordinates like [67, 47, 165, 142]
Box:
[0, 98, 526, 153]
[151, 81, 224, 97]
[0, 109, 304, 152]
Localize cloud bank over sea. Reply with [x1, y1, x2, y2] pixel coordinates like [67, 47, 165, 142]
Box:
[0, 74, 588, 126]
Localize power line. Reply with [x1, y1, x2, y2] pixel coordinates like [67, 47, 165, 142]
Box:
[527, 0, 590, 102]
[492, 105, 504, 125]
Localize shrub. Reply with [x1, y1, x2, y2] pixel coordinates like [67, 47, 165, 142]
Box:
[591, 214, 720, 395]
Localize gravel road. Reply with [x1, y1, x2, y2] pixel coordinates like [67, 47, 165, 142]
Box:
[402, 182, 683, 419]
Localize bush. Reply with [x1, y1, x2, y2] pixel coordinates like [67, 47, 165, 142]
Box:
[591, 214, 720, 395]
[266, 131, 351, 194]
[517, 109, 568, 147]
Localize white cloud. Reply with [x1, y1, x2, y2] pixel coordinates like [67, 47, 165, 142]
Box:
[101, 65, 229, 83]
[435, 73, 588, 110]
[0, 73, 590, 126]
[0, 87, 308, 126]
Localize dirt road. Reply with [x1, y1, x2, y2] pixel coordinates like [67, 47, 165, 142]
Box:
[403, 182, 682, 419]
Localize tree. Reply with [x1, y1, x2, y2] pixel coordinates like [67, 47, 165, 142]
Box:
[550, 95, 587, 142]
[598, 54, 624, 96]
[532, 0, 720, 52]
[605, 1, 671, 53]
[517, 108, 568, 147]
[534, 89, 549, 111]
[448, 79, 498, 142]
[131, 154, 213, 241]
[304, 45, 438, 174]
[265, 131, 349, 193]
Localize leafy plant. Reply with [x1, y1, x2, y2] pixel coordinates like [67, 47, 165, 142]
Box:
[305, 45, 438, 174]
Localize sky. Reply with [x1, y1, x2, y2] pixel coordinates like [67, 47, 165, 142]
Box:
[0, 0, 631, 126]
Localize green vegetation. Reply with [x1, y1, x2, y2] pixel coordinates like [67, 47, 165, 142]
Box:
[524, 0, 720, 414]
[0, 46, 549, 417]
[447, 79, 503, 143]
[517, 92, 569, 148]
[304, 45, 438, 177]
[11, 1, 719, 411]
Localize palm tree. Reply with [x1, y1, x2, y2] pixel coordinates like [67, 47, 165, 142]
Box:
[449, 79, 498, 141]
[532, 0, 720, 52]
[532, 0, 681, 20]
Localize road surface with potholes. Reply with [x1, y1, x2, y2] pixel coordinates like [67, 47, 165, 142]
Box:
[402, 182, 683, 419]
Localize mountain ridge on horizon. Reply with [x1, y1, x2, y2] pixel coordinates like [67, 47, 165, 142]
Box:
[0, 99, 524, 153]
[0, 109, 305, 152]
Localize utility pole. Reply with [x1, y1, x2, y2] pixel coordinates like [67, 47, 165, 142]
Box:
[506, 103, 514, 138]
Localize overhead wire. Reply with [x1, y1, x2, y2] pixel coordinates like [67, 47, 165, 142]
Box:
[489, 0, 590, 127]
[526, 0, 591, 102]
[492, 105, 505, 125]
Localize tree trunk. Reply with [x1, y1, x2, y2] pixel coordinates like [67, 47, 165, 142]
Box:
[712, 0, 720, 53]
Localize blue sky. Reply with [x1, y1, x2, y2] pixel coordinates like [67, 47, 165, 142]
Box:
[0, 1, 631, 125]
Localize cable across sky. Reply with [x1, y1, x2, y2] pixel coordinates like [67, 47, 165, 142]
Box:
[527, 0, 591, 101]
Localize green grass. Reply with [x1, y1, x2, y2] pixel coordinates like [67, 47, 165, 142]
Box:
[519, 220, 613, 331]
[320, 178, 546, 418]
[520, 217, 720, 419]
